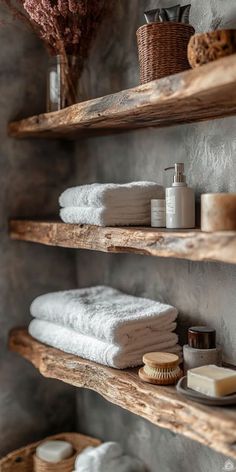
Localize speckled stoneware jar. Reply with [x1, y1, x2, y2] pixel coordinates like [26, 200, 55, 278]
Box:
[183, 326, 222, 374]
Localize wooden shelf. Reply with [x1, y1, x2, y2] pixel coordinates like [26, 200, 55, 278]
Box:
[9, 328, 236, 459]
[8, 55, 236, 139]
[9, 219, 236, 264]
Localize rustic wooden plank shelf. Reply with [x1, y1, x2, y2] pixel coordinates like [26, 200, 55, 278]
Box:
[9, 219, 236, 264]
[9, 328, 236, 459]
[8, 55, 236, 139]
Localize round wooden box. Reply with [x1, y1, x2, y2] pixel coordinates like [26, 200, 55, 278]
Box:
[201, 193, 236, 232]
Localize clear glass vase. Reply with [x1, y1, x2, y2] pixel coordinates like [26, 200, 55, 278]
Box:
[47, 54, 80, 112]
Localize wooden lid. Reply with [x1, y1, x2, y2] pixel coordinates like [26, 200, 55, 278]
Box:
[143, 352, 179, 368]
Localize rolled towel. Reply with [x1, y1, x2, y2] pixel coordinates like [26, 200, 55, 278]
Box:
[74, 454, 145, 472]
[60, 206, 154, 226]
[75, 443, 122, 469]
[30, 286, 178, 348]
[74, 442, 146, 472]
[29, 319, 181, 369]
[59, 182, 164, 209]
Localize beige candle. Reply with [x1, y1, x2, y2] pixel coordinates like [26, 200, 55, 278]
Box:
[201, 193, 236, 232]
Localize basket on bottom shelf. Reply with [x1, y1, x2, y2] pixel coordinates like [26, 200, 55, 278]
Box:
[0, 432, 101, 472]
[33, 454, 75, 472]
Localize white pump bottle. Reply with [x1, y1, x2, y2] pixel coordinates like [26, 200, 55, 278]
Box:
[165, 163, 195, 229]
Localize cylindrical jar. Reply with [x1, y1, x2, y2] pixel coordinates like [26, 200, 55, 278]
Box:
[183, 326, 222, 374]
[151, 199, 166, 227]
[201, 193, 236, 231]
[165, 185, 195, 229]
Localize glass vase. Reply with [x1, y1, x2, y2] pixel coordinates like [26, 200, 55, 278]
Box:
[47, 54, 80, 112]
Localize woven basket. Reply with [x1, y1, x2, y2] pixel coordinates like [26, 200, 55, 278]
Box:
[136, 22, 195, 83]
[0, 432, 101, 472]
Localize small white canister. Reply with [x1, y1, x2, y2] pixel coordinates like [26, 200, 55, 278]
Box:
[151, 199, 166, 228]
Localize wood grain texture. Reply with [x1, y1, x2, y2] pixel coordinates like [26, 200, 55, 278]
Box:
[9, 219, 236, 264]
[8, 54, 236, 139]
[9, 329, 236, 460]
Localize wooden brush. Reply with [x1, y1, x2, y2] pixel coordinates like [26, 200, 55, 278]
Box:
[139, 352, 183, 385]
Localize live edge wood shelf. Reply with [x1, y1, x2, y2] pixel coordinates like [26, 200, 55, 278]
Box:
[8, 54, 236, 139]
[9, 328, 236, 460]
[9, 219, 236, 264]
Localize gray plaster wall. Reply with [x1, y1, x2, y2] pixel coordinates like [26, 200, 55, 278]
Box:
[0, 6, 77, 457]
[76, 1, 236, 471]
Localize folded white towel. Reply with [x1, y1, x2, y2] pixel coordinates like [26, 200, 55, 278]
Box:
[59, 182, 164, 209]
[29, 319, 181, 369]
[74, 442, 146, 472]
[60, 206, 154, 226]
[30, 286, 178, 347]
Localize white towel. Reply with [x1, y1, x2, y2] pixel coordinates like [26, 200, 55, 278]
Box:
[60, 206, 153, 226]
[59, 182, 164, 208]
[74, 442, 146, 472]
[29, 319, 181, 369]
[75, 443, 122, 470]
[30, 286, 178, 348]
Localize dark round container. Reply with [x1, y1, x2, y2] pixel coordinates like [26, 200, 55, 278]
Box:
[188, 326, 216, 350]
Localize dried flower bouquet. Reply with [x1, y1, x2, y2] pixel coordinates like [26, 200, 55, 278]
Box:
[2, 0, 109, 107]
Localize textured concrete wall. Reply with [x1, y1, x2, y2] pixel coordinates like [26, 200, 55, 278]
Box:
[0, 7, 77, 457]
[76, 1, 236, 471]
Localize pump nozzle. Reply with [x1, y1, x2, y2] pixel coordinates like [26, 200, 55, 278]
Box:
[164, 163, 186, 184]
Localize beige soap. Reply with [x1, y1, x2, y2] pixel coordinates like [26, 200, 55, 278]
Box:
[187, 365, 236, 397]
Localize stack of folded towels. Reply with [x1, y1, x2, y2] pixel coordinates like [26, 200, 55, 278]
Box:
[29, 285, 181, 369]
[74, 442, 146, 472]
[59, 182, 164, 226]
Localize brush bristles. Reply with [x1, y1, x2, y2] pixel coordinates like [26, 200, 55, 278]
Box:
[144, 365, 181, 380]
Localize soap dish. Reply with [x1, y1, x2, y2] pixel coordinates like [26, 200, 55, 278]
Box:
[176, 376, 236, 406]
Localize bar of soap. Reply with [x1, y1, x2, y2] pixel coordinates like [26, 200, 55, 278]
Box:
[36, 440, 73, 463]
[187, 365, 236, 397]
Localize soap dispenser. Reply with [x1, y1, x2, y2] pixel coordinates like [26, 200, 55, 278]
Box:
[165, 163, 195, 229]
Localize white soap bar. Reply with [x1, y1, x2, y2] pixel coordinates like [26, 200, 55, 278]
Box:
[36, 440, 73, 463]
[187, 365, 236, 397]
